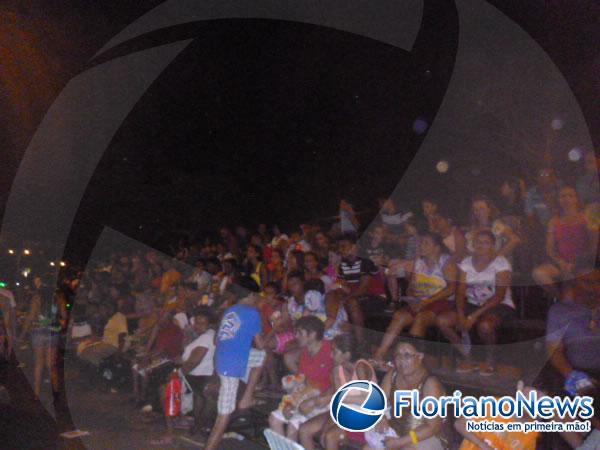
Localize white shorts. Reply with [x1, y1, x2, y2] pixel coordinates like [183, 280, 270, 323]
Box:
[217, 348, 266, 415]
[270, 405, 329, 430]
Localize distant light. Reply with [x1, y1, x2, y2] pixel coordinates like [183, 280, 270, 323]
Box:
[23, 249, 30, 255]
[551, 118, 564, 130]
[49, 262, 56, 267]
[22, 268, 31, 278]
[15, 282, 20, 286]
[568, 148, 583, 162]
[59, 261, 66, 267]
[0, 282, 7, 288]
[436, 160, 449, 173]
[8, 249, 14, 255]
[412, 118, 429, 135]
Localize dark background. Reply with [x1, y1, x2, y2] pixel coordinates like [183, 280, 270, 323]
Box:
[1, 1, 599, 256]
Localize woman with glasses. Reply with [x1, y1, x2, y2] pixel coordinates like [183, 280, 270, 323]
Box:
[364, 340, 446, 450]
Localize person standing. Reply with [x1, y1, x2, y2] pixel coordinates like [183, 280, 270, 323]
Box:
[204, 278, 266, 450]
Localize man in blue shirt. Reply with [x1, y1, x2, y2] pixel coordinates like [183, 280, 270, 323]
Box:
[205, 277, 265, 450]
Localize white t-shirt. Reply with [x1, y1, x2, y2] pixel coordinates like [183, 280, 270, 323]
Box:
[459, 256, 514, 308]
[174, 312, 189, 330]
[182, 329, 215, 376]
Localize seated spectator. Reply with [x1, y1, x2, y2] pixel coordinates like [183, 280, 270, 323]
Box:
[437, 230, 515, 375]
[269, 316, 334, 442]
[216, 257, 237, 295]
[312, 231, 332, 269]
[265, 249, 286, 285]
[386, 219, 420, 303]
[576, 150, 600, 206]
[204, 277, 265, 450]
[533, 186, 596, 298]
[304, 251, 333, 292]
[283, 250, 305, 291]
[525, 166, 563, 230]
[79, 298, 129, 366]
[244, 244, 267, 288]
[260, 282, 292, 389]
[281, 274, 326, 372]
[464, 195, 521, 259]
[422, 198, 440, 233]
[430, 212, 467, 261]
[299, 333, 377, 450]
[160, 260, 182, 295]
[132, 309, 183, 408]
[546, 261, 600, 416]
[498, 176, 527, 215]
[339, 199, 360, 234]
[374, 233, 457, 361]
[186, 259, 211, 294]
[364, 340, 445, 450]
[337, 234, 379, 341]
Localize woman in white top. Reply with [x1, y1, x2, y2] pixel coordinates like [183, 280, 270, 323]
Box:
[436, 230, 515, 376]
[156, 306, 215, 445]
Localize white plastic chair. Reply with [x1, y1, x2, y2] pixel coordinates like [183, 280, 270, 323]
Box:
[263, 428, 306, 450]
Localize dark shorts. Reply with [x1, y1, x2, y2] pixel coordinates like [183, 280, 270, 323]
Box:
[184, 374, 209, 396]
[465, 303, 516, 322]
[31, 328, 59, 348]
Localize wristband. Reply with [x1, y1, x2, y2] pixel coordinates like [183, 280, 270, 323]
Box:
[409, 430, 419, 445]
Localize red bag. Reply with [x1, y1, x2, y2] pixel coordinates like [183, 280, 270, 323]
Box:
[164, 369, 182, 417]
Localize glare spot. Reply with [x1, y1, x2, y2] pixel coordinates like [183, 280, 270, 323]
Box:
[436, 160, 449, 173]
[412, 118, 428, 134]
[568, 148, 582, 162]
[551, 118, 564, 130]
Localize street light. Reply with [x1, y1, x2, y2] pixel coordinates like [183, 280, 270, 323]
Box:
[8, 249, 14, 255]
[59, 261, 66, 267]
[50, 261, 56, 267]
[23, 249, 30, 255]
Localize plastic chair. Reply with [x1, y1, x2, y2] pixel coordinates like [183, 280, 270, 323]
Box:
[263, 428, 306, 450]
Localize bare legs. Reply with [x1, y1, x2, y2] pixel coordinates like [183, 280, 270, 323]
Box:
[299, 414, 329, 450]
[33, 341, 59, 397]
[205, 364, 264, 450]
[373, 308, 413, 361]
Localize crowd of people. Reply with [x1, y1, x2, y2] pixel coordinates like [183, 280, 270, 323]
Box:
[1, 153, 600, 449]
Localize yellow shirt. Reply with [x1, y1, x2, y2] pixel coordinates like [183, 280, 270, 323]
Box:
[102, 312, 128, 348]
[160, 269, 182, 294]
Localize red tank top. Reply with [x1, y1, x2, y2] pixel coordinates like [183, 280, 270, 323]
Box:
[554, 217, 588, 263]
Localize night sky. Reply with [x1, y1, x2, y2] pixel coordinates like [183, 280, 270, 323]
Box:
[1, 1, 599, 257]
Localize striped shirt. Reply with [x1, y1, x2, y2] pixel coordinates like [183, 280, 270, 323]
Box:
[338, 257, 378, 286]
